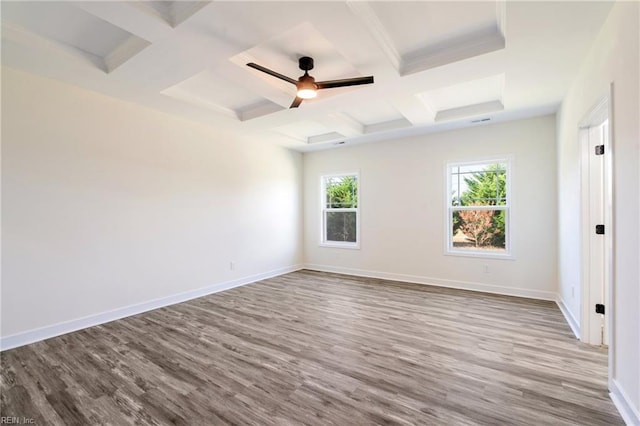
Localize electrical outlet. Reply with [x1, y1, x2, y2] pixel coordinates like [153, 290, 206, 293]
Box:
[572, 286, 575, 298]
[483, 265, 490, 274]
[230, 261, 235, 270]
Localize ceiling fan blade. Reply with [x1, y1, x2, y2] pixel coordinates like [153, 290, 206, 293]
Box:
[290, 97, 303, 108]
[247, 63, 297, 85]
[316, 76, 374, 90]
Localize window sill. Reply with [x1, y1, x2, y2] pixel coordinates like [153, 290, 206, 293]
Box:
[319, 242, 360, 250]
[445, 250, 514, 260]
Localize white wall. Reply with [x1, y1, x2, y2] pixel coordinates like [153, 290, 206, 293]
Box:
[557, 2, 639, 423]
[1, 67, 303, 341]
[304, 115, 557, 300]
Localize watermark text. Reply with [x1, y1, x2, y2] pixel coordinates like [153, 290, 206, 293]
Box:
[0, 417, 35, 424]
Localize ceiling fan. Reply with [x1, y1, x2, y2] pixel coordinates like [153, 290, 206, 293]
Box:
[247, 56, 374, 108]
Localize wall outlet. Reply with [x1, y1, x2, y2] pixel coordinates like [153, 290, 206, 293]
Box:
[483, 265, 490, 274]
[230, 261, 235, 270]
[572, 286, 575, 298]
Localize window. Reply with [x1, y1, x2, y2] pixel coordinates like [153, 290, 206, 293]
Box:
[321, 173, 359, 248]
[447, 160, 511, 257]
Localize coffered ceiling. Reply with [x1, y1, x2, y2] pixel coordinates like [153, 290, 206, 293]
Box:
[1, 1, 614, 151]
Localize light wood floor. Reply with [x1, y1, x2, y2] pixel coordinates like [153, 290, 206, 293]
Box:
[1, 270, 623, 425]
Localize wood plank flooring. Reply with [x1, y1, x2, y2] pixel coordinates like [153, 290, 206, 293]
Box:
[1, 270, 623, 425]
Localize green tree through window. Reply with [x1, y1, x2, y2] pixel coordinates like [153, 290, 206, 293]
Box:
[322, 174, 358, 245]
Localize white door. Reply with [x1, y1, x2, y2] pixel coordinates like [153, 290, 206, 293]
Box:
[587, 120, 608, 346]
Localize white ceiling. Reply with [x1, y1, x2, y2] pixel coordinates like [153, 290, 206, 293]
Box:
[1, 1, 614, 152]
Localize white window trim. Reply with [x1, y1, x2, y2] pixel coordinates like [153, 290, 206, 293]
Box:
[320, 172, 360, 249]
[445, 158, 514, 259]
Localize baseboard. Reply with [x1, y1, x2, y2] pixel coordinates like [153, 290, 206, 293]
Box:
[303, 264, 556, 301]
[0, 264, 303, 352]
[610, 379, 640, 425]
[556, 296, 581, 338]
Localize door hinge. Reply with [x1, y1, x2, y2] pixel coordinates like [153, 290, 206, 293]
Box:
[595, 145, 605, 155]
[595, 303, 605, 315]
[595, 224, 605, 235]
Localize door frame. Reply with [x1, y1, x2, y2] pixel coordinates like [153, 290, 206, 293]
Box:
[578, 85, 614, 379]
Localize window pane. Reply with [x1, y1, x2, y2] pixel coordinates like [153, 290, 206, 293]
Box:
[450, 163, 507, 206]
[452, 209, 506, 251]
[325, 176, 358, 208]
[451, 171, 461, 206]
[326, 211, 357, 243]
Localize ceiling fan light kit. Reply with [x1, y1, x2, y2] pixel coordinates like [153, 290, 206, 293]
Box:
[247, 56, 374, 108]
[296, 75, 318, 99]
[297, 88, 317, 100]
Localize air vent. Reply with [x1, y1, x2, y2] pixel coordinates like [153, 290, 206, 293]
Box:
[471, 118, 491, 123]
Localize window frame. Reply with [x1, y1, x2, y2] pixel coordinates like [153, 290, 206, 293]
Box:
[445, 158, 513, 259]
[320, 172, 360, 249]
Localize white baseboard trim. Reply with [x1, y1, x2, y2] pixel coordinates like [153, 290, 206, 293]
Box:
[303, 264, 556, 301]
[555, 296, 581, 338]
[1, 264, 303, 352]
[610, 379, 640, 425]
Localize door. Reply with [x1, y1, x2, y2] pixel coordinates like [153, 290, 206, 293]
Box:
[579, 89, 614, 387]
[586, 120, 608, 346]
